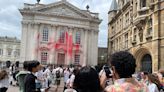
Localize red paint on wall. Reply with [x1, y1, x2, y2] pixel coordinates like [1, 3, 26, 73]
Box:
[35, 31, 81, 62]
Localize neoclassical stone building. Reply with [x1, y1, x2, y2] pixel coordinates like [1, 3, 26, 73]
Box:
[19, 0, 101, 66]
[0, 36, 20, 63]
[108, 0, 164, 72]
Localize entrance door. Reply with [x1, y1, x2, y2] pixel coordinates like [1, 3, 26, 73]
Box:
[57, 53, 65, 65]
[141, 54, 152, 73]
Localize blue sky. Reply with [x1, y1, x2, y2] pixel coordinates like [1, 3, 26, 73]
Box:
[0, 0, 112, 47]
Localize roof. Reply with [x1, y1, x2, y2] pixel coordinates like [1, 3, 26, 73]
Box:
[20, 0, 101, 23]
[0, 36, 20, 43]
[109, 0, 118, 12]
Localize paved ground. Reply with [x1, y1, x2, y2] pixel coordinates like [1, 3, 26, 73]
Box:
[7, 78, 65, 92]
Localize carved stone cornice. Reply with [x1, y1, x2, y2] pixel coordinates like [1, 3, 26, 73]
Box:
[31, 0, 93, 19]
[20, 10, 101, 23]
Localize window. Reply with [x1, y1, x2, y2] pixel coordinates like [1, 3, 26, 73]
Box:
[74, 54, 80, 65]
[41, 52, 48, 64]
[0, 49, 3, 55]
[133, 28, 137, 41]
[116, 39, 118, 51]
[120, 19, 122, 30]
[14, 49, 20, 57]
[111, 41, 114, 53]
[42, 27, 49, 42]
[148, 18, 153, 35]
[112, 26, 114, 34]
[117, 21, 119, 30]
[140, 0, 146, 8]
[119, 37, 121, 50]
[7, 48, 12, 56]
[125, 12, 129, 26]
[75, 32, 81, 44]
[125, 33, 128, 49]
[59, 31, 65, 43]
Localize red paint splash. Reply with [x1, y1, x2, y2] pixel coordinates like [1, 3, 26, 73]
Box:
[35, 31, 81, 62]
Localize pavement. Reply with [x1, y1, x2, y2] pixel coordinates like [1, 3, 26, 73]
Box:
[7, 78, 65, 92]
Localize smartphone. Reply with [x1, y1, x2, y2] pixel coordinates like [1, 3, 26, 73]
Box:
[104, 66, 112, 78]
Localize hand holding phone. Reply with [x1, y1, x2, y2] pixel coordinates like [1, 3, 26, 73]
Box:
[104, 66, 112, 78]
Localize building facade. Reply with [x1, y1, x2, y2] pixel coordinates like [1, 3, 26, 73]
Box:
[19, 0, 101, 66]
[98, 47, 108, 65]
[108, 0, 164, 72]
[0, 36, 20, 63]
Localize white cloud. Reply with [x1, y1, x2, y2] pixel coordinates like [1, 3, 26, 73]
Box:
[0, 0, 111, 47]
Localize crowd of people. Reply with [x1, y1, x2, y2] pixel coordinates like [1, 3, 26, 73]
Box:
[0, 51, 164, 92]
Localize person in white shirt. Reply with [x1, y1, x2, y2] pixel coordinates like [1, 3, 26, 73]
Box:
[35, 64, 45, 91]
[68, 69, 79, 88]
[64, 67, 71, 91]
[43, 66, 52, 88]
[0, 70, 9, 92]
[148, 74, 160, 92]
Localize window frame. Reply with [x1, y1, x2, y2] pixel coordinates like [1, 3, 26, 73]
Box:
[125, 33, 128, 49]
[59, 31, 65, 43]
[42, 27, 49, 42]
[74, 54, 80, 65]
[75, 31, 81, 44]
[41, 51, 48, 64]
[140, 0, 147, 8]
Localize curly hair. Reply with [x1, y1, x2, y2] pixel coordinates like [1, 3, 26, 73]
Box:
[110, 51, 136, 78]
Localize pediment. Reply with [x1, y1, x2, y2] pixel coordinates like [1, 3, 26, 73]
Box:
[34, 1, 91, 18]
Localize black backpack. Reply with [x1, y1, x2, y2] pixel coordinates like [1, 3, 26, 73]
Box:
[56, 70, 60, 78]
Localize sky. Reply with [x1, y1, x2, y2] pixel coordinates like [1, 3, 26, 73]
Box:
[0, 0, 112, 47]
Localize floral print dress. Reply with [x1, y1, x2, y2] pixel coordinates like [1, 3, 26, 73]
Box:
[105, 78, 149, 92]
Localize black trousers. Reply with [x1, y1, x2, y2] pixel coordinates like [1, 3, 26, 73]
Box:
[0, 87, 8, 92]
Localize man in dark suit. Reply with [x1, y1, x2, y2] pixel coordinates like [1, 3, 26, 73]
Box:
[24, 60, 40, 92]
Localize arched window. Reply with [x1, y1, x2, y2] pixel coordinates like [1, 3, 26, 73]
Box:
[141, 54, 152, 73]
[42, 27, 49, 42]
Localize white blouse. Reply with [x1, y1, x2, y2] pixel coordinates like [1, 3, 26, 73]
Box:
[0, 76, 9, 88]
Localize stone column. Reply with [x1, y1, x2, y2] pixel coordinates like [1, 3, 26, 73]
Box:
[82, 28, 87, 66]
[90, 30, 94, 65]
[32, 23, 39, 60]
[87, 30, 91, 65]
[26, 23, 32, 60]
[65, 26, 69, 65]
[37, 24, 42, 62]
[94, 30, 99, 66]
[54, 25, 60, 65]
[49, 25, 56, 64]
[20, 22, 28, 62]
[79, 28, 83, 66]
[137, 0, 140, 16]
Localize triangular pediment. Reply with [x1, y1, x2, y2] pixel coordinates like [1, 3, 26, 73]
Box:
[33, 1, 92, 18]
